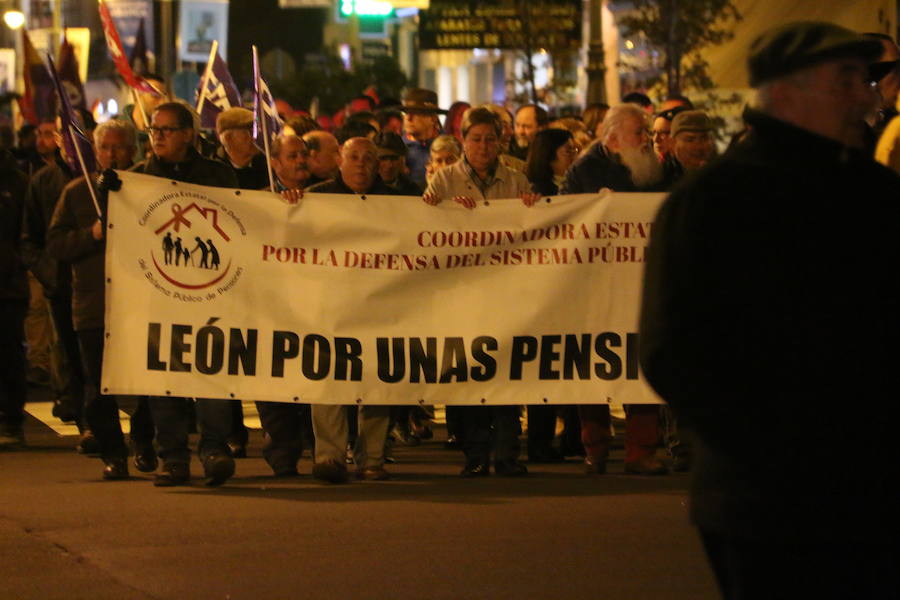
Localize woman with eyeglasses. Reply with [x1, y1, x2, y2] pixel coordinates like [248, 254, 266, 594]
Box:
[525, 128, 579, 196]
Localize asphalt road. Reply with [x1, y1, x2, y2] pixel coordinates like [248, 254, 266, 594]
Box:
[0, 396, 719, 600]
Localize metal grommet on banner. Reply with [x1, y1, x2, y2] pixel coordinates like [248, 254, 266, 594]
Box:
[170, 181, 177, 186]
[165, 390, 171, 395]
[105, 332, 110, 338]
[545, 197, 552, 203]
[229, 393, 235, 398]
[483, 201, 490, 206]
[542, 398, 548, 403]
[102, 387, 108, 393]
[360, 195, 367, 201]
[418, 399, 425, 405]
[292, 397, 299, 402]
[480, 398, 486, 404]
[108, 223, 114, 229]
[234, 190, 241, 196]
[106, 278, 111, 283]
[356, 398, 363, 404]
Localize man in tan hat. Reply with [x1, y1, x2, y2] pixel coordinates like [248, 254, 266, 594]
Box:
[400, 88, 446, 188]
[669, 110, 716, 174]
[216, 107, 269, 190]
[641, 22, 900, 597]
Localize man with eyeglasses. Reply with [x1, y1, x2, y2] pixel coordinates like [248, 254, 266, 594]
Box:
[651, 106, 688, 162]
[131, 101, 239, 487]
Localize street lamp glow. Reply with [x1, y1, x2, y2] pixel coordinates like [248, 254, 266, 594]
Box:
[4, 10, 26, 29]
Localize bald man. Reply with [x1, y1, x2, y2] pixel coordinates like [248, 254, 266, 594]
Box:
[306, 137, 396, 195]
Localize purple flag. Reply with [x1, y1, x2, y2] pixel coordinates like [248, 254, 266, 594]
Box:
[57, 34, 88, 113]
[197, 50, 241, 129]
[251, 46, 283, 152]
[46, 54, 96, 176]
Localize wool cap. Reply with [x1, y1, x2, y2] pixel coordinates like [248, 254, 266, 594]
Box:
[748, 21, 883, 87]
[216, 107, 253, 133]
[671, 110, 714, 138]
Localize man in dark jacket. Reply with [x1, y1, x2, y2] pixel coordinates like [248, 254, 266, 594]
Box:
[20, 125, 89, 441]
[0, 149, 30, 448]
[47, 119, 155, 479]
[561, 103, 671, 195]
[305, 136, 393, 483]
[216, 107, 270, 190]
[373, 131, 422, 196]
[131, 102, 239, 487]
[640, 22, 899, 598]
[307, 137, 397, 196]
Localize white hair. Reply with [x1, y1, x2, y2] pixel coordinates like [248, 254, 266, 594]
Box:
[599, 103, 647, 146]
[93, 118, 137, 150]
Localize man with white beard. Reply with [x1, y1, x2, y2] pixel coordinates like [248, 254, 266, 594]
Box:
[560, 103, 669, 194]
[559, 102, 670, 476]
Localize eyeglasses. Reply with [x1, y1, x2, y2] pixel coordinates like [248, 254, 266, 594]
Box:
[148, 126, 186, 137]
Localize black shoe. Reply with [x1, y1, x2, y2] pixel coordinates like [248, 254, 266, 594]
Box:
[494, 460, 528, 477]
[51, 401, 77, 423]
[272, 465, 299, 478]
[584, 455, 607, 475]
[102, 458, 129, 480]
[527, 446, 564, 463]
[227, 442, 247, 459]
[203, 453, 235, 486]
[460, 462, 490, 478]
[444, 435, 460, 450]
[154, 463, 190, 487]
[133, 447, 159, 473]
[76, 431, 100, 456]
[312, 459, 348, 484]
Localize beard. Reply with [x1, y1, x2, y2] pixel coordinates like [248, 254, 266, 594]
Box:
[618, 145, 664, 189]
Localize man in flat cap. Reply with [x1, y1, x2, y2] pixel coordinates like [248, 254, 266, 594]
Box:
[640, 22, 900, 598]
[668, 110, 716, 177]
[400, 88, 446, 189]
[373, 131, 421, 196]
[216, 107, 269, 191]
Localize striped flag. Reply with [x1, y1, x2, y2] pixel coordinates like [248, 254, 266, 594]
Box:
[251, 46, 283, 151]
[196, 41, 241, 129]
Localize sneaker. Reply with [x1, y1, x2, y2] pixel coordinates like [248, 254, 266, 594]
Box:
[312, 459, 348, 484]
[202, 453, 235, 486]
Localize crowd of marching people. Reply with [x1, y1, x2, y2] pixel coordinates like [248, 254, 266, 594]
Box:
[2, 22, 899, 496]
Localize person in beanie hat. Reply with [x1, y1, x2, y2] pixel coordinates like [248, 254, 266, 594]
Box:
[640, 21, 900, 599]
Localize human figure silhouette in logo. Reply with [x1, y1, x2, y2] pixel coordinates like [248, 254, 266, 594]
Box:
[173, 237, 183, 266]
[206, 239, 220, 270]
[182, 246, 192, 267]
[163, 232, 175, 265]
[194, 237, 210, 269]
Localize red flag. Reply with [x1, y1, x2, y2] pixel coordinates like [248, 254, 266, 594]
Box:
[19, 30, 55, 125]
[57, 33, 88, 113]
[99, 0, 160, 95]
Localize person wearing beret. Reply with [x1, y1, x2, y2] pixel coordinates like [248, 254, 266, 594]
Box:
[640, 21, 900, 598]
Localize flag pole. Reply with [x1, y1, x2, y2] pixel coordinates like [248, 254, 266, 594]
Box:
[132, 87, 150, 130]
[254, 45, 276, 193]
[196, 39, 218, 115]
[68, 123, 102, 218]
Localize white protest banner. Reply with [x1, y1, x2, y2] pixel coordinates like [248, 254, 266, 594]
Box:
[102, 172, 665, 405]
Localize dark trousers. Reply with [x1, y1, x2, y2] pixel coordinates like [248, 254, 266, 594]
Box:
[228, 400, 248, 446]
[47, 294, 84, 427]
[526, 405, 557, 452]
[77, 328, 127, 459]
[0, 299, 28, 435]
[77, 329, 154, 457]
[149, 397, 231, 465]
[445, 405, 463, 441]
[700, 531, 900, 599]
[255, 401, 313, 472]
[578, 404, 660, 463]
[460, 405, 521, 465]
